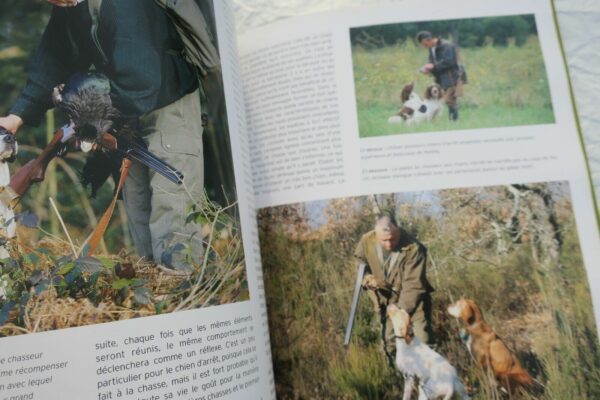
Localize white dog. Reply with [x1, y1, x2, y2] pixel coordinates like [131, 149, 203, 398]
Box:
[0, 129, 18, 260]
[387, 304, 468, 400]
[388, 84, 444, 125]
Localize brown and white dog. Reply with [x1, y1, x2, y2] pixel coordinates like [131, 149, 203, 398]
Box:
[447, 299, 533, 392]
[0, 128, 18, 260]
[388, 83, 444, 125]
[387, 304, 468, 400]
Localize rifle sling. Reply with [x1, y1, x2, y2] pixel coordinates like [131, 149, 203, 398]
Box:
[82, 158, 131, 256]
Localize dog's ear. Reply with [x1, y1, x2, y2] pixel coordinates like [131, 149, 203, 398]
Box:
[466, 311, 475, 325]
[399, 106, 414, 120]
[405, 317, 413, 344]
[401, 83, 414, 103]
[399, 309, 413, 344]
[467, 300, 483, 324]
[465, 300, 481, 325]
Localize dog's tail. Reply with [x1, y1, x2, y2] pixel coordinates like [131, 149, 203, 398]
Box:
[509, 369, 534, 388]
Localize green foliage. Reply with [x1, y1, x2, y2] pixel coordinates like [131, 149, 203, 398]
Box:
[0, 3, 237, 251]
[350, 15, 537, 48]
[0, 194, 247, 335]
[258, 184, 600, 399]
[352, 37, 554, 137]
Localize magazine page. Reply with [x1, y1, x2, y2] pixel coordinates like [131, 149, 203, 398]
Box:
[238, 0, 600, 398]
[0, 1, 273, 399]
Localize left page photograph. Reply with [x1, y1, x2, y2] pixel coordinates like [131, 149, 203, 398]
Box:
[0, 1, 273, 399]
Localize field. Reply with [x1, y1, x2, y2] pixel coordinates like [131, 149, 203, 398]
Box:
[352, 37, 555, 137]
[257, 183, 600, 399]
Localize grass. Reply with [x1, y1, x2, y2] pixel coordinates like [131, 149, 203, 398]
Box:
[359, 105, 555, 137]
[258, 185, 600, 399]
[353, 37, 555, 137]
[0, 196, 248, 336]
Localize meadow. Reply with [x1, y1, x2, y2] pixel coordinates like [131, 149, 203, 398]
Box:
[257, 183, 600, 399]
[352, 37, 555, 137]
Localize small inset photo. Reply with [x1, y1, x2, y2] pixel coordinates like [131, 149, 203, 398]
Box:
[350, 14, 555, 137]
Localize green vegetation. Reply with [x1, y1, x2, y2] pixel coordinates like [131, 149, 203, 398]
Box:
[350, 15, 537, 48]
[352, 37, 554, 137]
[258, 183, 600, 399]
[0, 2, 247, 332]
[0, 196, 248, 336]
[0, 1, 236, 251]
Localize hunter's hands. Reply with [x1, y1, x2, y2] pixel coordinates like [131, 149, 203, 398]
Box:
[0, 115, 23, 135]
[420, 63, 434, 74]
[362, 274, 380, 290]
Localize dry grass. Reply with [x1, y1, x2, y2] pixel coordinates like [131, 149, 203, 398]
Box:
[0, 200, 248, 337]
[258, 186, 600, 399]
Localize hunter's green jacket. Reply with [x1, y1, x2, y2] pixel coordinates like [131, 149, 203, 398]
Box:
[11, 0, 198, 125]
[354, 229, 434, 314]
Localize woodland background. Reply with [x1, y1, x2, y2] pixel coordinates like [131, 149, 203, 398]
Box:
[258, 182, 600, 399]
[0, 1, 247, 336]
[351, 14, 555, 137]
[0, 0, 236, 250]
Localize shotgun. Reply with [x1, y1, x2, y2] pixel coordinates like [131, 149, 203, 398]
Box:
[344, 262, 367, 346]
[4, 124, 184, 205]
[97, 132, 184, 185]
[3, 126, 69, 206]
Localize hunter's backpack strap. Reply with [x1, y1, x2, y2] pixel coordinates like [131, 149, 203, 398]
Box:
[88, 0, 109, 66]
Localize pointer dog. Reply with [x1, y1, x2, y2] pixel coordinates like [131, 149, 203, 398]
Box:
[447, 299, 533, 392]
[387, 304, 468, 400]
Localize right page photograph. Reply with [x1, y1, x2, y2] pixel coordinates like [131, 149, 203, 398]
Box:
[258, 183, 597, 399]
[239, 0, 600, 398]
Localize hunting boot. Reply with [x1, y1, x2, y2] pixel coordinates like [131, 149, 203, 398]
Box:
[448, 106, 459, 121]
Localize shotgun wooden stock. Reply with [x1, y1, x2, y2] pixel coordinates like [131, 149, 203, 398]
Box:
[6, 128, 183, 206]
[9, 128, 65, 198]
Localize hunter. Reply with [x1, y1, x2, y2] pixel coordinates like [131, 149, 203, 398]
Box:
[417, 30, 462, 121]
[354, 212, 434, 366]
[0, 0, 216, 270]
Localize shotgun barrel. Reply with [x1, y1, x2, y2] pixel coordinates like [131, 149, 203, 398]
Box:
[344, 262, 367, 346]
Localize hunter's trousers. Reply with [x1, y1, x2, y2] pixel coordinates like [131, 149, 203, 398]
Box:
[122, 88, 204, 270]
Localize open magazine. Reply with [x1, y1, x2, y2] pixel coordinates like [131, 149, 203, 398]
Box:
[0, 0, 599, 399]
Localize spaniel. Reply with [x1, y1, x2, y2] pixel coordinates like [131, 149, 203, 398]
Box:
[387, 304, 468, 400]
[388, 83, 444, 125]
[447, 299, 533, 393]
